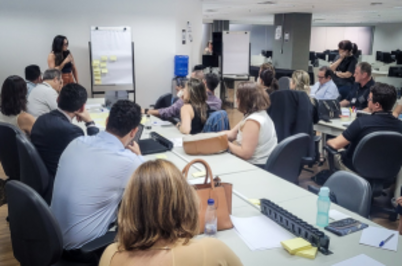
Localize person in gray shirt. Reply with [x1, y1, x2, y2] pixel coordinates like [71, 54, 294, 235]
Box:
[310, 66, 340, 100]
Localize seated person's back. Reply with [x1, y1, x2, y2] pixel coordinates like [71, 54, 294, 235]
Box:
[99, 160, 242, 266]
[177, 78, 211, 134]
[328, 82, 402, 172]
[31, 83, 99, 180]
[27, 69, 63, 118]
[51, 100, 144, 251]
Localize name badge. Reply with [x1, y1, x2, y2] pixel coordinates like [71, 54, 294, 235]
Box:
[351, 98, 356, 104]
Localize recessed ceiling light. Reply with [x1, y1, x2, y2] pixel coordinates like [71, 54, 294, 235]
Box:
[370, 2, 383, 6]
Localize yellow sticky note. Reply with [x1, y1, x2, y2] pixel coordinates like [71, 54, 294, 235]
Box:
[192, 171, 206, 178]
[94, 76, 101, 81]
[94, 81, 102, 85]
[296, 247, 318, 259]
[93, 69, 101, 74]
[92, 60, 100, 66]
[110, 55, 117, 61]
[281, 238, 311, 255]
[141, 117, 147, 124]
[249, 199, 260, 206]
[100, 62, 107, 68]
[155, 154, 167, 159]
[101, 56, 108, 61]
[91, 113, 109, 120]
[101, 69, 108, 74]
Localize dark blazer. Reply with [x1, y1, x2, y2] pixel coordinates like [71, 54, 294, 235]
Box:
[31, 109, 99, 181]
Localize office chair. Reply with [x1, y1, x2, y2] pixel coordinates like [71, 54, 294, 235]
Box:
[152, 93, 178, 109]
[308, 171, 372, 218]
[264, 133, 310, 184]
[278, 76, 290, 90]
[326, 131, 402, 220]
[0, 122, 23, 181]
[6, 180, 115, 266]
[16, 134, 53, 205]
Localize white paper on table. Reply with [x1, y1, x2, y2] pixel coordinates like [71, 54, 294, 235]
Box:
[230, 215, 293, 251]
[359, 227, 398, 251]
[331, 254, 385, 266]
[329, 209, 350, 221]
[169, 138, 183, 147]
[152, 121, 172, 126]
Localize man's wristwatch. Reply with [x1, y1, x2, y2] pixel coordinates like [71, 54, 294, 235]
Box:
[144, 108, 149, 115]
[85, 121, 95, 127]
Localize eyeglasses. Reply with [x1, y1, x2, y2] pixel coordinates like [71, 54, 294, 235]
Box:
[367, 97, 372, 102]
[63, 42, 69, 47]
[317, 76, 325, 79]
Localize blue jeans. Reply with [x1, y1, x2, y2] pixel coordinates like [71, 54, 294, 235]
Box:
[337, 84, 352, 101]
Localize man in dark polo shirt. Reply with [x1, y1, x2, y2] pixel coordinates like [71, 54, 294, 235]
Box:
[340, 62, 375, 111]
[328, 82, 402, 172]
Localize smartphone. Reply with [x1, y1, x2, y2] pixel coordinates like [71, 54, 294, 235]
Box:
[128, 124, 144, 146]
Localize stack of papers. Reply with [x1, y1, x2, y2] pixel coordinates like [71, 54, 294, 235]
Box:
[281, 238, 317, 259]
[169, 138, 183, 147]
[230, 215, 293, 251]
[359, 227, 398, 251]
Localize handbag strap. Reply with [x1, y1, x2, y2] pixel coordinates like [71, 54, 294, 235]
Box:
[182, 159, 215, 189]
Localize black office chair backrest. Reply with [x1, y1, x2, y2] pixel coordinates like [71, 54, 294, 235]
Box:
[154, 93, 174, 109]
[0, 122, 22, 180]
[353, 131, 402, 180]
[264, 133, 310, 184]
[6, 180, 63, 266]
[16, 134, 52, 204]
[324, 171, 372, 218]
[278, 76, 290, 91]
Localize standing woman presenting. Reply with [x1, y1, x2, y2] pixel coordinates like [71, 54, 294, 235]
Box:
[47, 35, 79, 85]
[330, 40, 358, 100]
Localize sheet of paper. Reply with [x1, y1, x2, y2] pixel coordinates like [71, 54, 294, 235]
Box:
[230, 215, 294, 251]
[192, 171, 206, 178]
[332, 254, 385, 266]
[85, 104, 103, 110]
[249, 199, 260, 206]
[155, 154, 167, 159]
[101, 56, 108, 61]
[152, 121, 172, 126]
[359, 227, 398, 251]
[100, 62, 107, 68]
[169, 137, 183, 147]
[101, 69, 108, 74]
[329, 209, 351, 221]
[110, 55, 117, 61]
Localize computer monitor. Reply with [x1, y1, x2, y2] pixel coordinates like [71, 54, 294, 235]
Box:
[355, 50, 362, 57]
[328, 53, 338, 62]
[382, 52, 394, 64]
[389, 67, 402, 78]
[309, 52, 316, 63]
[316, 52, 326, 61]
[202, 55, 219, 68]
[397, 53, 402, 65]
[376, 51, 383, 62]
[261, 50, 272, 58]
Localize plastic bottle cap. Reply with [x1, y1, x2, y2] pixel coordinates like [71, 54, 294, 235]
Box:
[207, 199, 215, 205]
[319, 187, 330, 197]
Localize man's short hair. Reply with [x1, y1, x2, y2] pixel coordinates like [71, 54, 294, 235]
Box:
[106, 100, 141, 138]
[25, 65, 41, 82]
[58, 83, 88, 112]
[318, 66, 333, 78]
[204, 73, 219, 91]
[193, 64, 205, 71]
[357, 62, 372, 77]
[370, 82, 397, 112]
[43, 69, 61, 81]
[192, 70, 205, 80]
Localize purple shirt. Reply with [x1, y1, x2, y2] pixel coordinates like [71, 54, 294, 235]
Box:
[158, 92, 222, 119]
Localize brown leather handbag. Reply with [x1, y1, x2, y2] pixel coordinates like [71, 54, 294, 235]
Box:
[182, 159, 233, 234]
[183, 132, 228, 155]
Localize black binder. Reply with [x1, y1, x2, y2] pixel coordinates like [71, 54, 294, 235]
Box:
[138, 132, 173, 155]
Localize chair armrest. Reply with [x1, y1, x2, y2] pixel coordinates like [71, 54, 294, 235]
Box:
[80, 231, 116, 254]
[324, 145, 339, 156]
[314, 135, 322, 142]
[308, 185, 320, 195]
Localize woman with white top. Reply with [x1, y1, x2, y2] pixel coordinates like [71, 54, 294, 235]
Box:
[0, 76, 36, 135]
[225, 82, 277, 167]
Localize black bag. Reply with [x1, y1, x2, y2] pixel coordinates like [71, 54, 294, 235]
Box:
[317, 100, 341, 122]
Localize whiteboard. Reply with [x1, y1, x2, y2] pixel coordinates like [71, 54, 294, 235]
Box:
[222, 31, 250, 75]
[90, 26, 133, 85]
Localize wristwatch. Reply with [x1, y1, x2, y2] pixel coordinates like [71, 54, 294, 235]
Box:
[144, 108, 149, 115]
[85, 121, 95, 127]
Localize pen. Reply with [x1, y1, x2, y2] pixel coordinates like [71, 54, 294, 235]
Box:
[379, 233, 395, 247]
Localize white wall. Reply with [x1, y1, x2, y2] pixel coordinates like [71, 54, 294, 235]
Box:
[0, 0, 202, 107]
[372, 23, 402, 53]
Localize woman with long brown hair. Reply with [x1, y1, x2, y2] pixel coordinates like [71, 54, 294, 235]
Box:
[99, 160, 242, 266]
[177, 78, 210, 134]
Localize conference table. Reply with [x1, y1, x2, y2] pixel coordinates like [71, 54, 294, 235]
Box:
[81, 98, 401, 266]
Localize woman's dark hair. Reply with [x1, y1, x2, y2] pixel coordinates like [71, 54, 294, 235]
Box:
[0, 76, 28, 116]
[338, 40, 358, 55]
[52, 35, 68, 66]
[186, 78, 208, 123]
[259, 69, 279, 94]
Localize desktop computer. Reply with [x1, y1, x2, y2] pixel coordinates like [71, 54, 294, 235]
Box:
[328, 53, 338, 62]
[397, 53, 402, 65]
[389, 67, 402, 78]
[202, 55, 219, 68]
[382, 52, 394, 64]
[261, 50, 273, 58]
[309, 52, 316, 63]
[376, 51, 384, 62]
[316, 52, 326, 61]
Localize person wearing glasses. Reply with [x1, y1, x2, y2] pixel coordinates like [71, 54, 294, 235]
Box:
[339, 62, 374, 111]
[27, 69, 63, 118]
[48, 35, 79, 85]
[310, 66, 339, 100]
[327, 83, 402, 173]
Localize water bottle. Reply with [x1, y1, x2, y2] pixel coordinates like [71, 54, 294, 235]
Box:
[316, 187, 331, 227]
[204, 199, 217, 236]
[145, 114, 152, 132]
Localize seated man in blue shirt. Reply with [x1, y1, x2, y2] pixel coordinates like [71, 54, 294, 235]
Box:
[25, 65, 42, 96]
[310, 66, 339, 100]
[51, 100, 144, 262]
[327, 82, 402, 172]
